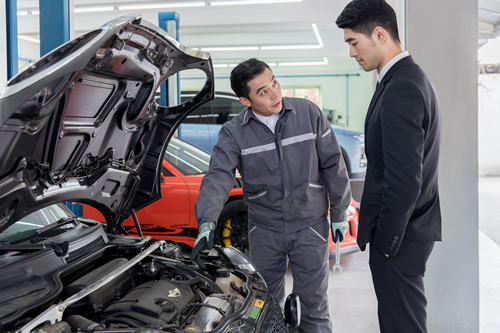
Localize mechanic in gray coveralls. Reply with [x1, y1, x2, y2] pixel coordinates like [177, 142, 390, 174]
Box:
[193, 58, 351, 333]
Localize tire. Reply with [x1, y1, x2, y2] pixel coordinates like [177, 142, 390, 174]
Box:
[214, 199, 249, 254]
[340, 147, 351, 177]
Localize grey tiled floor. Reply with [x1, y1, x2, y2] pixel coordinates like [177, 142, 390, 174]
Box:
[283, 176, 500, 333]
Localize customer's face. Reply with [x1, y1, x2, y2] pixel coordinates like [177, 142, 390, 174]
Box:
[239, 68, 282, 117]
[343, 28, 382, 72]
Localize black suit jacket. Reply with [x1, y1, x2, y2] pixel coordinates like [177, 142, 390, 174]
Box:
[358, 56, 442, 257]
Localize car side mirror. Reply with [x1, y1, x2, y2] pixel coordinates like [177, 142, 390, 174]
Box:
[284, 293, 301, 328]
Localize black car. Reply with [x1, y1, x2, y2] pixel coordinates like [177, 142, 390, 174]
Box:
[0, 16, 296, 333]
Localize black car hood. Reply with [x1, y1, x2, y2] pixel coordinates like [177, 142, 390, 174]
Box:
[0, 15, 214, 232]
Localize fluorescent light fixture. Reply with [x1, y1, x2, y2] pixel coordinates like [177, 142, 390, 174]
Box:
[31, 9, 39, 15]
[311, 23, 324, 47]
[210, 0, 302, 6]
[278, 57, 328, 66]
[17, 10, 28, 16]
[74, 6, 114, 13]
[201, 46, 259, 51]
[119, 2, 205, 10]
[260, 23, 323, 50]
[215, 61, 275, 68]
[18, 35, 40, 44]
[261, 44, 321, 50]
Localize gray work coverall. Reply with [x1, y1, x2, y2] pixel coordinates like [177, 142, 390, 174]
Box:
[195, 97, 351, 333]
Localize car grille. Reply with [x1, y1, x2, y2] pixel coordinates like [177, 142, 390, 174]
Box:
[259, 298, 288, 333]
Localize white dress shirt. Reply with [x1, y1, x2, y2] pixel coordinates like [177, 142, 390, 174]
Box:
[378, 50, 410, 82]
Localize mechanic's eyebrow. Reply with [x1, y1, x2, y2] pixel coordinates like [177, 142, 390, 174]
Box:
[255, 75, 276, 95]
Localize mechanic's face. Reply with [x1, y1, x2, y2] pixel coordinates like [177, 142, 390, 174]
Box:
[343, 28, 383, 72]
[239, 68, 282, 117]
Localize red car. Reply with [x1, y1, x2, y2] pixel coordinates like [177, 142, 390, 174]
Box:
[84, 137, 359, 254]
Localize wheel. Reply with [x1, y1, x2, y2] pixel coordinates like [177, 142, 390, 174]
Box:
[215, 199, 249, 254]
[340, 147, 351, 177]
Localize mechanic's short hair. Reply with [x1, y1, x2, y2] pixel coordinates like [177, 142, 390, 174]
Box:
[336, 0, 400, 44]
[230, 58, 271, 98]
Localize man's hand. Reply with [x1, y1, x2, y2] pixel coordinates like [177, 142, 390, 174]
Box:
[331, 221, 349, 243]
[191, 222, 215, 259]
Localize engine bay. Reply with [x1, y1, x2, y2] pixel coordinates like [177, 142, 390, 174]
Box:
[1, 235, 280, 333]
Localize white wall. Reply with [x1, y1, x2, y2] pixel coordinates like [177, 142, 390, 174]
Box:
[478, 74, 500, 176]
[179, 56, 374, 132]
[408, 0, 479, 332]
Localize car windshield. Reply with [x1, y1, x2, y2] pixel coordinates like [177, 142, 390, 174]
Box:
[0, 204, 76, 244]
[165, 137, 211, 175]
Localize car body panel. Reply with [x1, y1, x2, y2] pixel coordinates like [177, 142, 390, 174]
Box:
[0, 15, 214, 233]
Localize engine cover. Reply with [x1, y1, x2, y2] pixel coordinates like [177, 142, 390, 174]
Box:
[103, 280, 195, 328]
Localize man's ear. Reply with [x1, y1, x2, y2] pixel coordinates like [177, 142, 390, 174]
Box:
[373, 26, 388, 44]
[239, 96, 252, 108]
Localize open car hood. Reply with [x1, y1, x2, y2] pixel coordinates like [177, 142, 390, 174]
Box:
[0, 15, 214, 232]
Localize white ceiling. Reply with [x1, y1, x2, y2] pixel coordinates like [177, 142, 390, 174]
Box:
[15, 0, 405, 67]
[17, 0, 492, 67]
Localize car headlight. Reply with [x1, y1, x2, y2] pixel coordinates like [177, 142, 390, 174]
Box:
[222, 246, 265, 282]
[353, 134, 367, 168]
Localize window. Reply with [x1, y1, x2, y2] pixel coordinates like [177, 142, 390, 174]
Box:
[282, 87, 320, 106]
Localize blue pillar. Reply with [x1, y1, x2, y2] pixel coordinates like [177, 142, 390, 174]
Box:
[158, 12, 180, 106]
[39, 0, 69, 56]
[6, 0, 19, 79]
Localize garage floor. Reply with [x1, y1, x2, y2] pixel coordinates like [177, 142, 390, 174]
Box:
[284, 176, 500, 333]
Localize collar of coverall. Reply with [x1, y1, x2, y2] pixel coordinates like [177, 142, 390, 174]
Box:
[240, 97, 296, 126]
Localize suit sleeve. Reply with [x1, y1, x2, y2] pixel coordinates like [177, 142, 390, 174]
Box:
[372, 82, 425, 256]
[195, 125, 240, 227]
[314, 105, 352, 222]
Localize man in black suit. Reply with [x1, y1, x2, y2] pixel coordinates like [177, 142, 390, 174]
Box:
[336, 1, 441, 332]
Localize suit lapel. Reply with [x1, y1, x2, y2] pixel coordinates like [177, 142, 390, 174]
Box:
[364, 81, 384, 134]
[364, 55, 416, 134]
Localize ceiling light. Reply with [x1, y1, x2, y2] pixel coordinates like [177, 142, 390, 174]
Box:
[201, 46, 259, 51]
[311, 23, 324, 47]
[74, 6, 114, 13]
[278, 57, 329, 66]
[31, 9, 39, 15]
[18, 35, 40, 44]
[17, 10, 28, 16]
[213, 61, 279, 68]
[261, 44, 321, 50]
[119, 2, 205, 10]
[260, 23, 323, 50]
[210, 0, 302, 6]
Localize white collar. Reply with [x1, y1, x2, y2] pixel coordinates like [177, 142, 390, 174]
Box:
[252, 111, 279, 133]
[378, 50, 410, 82]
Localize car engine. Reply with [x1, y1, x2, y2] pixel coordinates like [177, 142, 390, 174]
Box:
[1, 233, 286, 333]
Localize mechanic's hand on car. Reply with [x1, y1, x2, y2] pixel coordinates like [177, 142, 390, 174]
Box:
[191, 222, 215, 259]
[331, 221, 349, 243]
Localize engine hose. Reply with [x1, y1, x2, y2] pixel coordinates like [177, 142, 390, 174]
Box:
[65, 315, 103, 330]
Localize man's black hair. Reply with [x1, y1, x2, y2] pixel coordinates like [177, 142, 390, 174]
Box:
[230, 58, 270, 98]
[335, 0, 400, 43]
